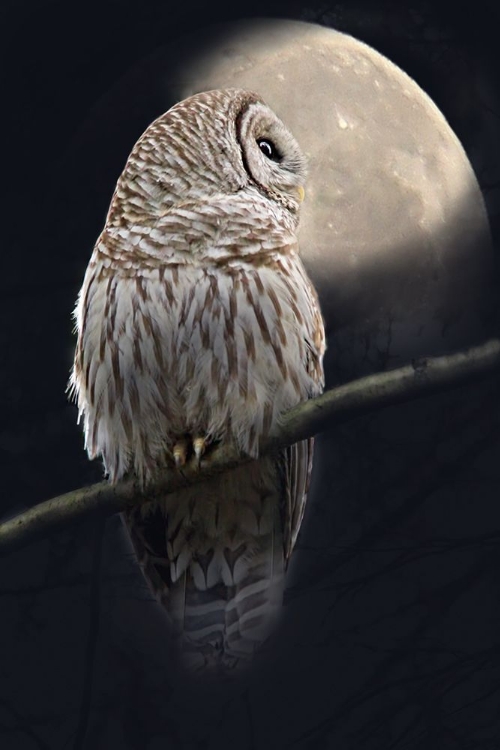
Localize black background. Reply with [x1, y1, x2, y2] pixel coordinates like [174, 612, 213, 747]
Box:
[1, 1, 500, 748]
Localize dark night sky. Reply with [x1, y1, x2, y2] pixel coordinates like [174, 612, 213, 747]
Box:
[1, 1, 500, 749]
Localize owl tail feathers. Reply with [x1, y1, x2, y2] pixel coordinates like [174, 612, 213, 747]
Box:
[169, 536, 285, 673]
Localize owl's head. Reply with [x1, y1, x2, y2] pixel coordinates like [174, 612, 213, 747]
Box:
[112, 89, 307, 225]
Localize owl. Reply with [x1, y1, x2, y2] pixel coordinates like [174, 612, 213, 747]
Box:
[70, 88, 325, 670]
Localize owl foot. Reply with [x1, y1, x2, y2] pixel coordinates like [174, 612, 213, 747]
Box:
[193, 436, 207, 467]
[172, 435, 210, 470]
[173, 439, 189, 468]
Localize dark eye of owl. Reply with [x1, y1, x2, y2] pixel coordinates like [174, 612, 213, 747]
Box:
[256, 138, 281, 162]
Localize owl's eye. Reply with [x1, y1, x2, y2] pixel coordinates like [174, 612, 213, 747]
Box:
[256, 138, 281, 162]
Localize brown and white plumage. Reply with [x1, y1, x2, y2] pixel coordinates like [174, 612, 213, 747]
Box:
[70, 89, 325, 669]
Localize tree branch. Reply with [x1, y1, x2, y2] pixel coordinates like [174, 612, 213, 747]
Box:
[1, 338, 499, 556]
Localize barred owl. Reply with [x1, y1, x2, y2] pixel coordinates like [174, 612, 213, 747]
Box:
[70, 88, 325, 670]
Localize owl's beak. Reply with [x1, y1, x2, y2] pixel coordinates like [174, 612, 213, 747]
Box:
[297, 186, 305, 203]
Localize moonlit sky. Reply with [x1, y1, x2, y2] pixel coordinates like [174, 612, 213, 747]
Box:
[1, 1, 500, 748]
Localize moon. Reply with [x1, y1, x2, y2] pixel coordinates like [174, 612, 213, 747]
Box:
[65, 18, 494, 379]
[174, 18, 495, 375]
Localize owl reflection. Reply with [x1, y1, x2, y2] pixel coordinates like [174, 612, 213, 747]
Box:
[70, 89, 325, 670]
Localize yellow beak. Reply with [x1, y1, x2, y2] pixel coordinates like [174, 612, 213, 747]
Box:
[297, 186, 305, 203]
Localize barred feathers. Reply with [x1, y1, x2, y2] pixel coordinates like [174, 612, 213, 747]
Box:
[70, 89, 325, 670]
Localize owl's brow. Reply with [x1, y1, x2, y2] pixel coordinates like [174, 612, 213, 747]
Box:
[234, 94, 263, 183]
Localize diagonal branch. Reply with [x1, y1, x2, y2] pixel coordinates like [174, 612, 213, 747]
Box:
[1, 338, 499, 556]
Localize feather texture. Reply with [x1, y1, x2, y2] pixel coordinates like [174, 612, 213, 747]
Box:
[70, 89, 325, 670]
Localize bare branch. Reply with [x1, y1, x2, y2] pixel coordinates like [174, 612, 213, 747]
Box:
[1, 338, 499, 556]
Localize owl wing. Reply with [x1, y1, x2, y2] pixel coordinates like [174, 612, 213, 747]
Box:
[280, 275, 325, 561]
[282, 437, 315, 563]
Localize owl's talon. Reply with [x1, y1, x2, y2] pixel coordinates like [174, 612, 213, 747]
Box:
[173, 439, 189, 468]
[193, 436, 207, 467]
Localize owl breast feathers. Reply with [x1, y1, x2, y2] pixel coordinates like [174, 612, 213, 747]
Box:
[71, 88, 325, 670]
